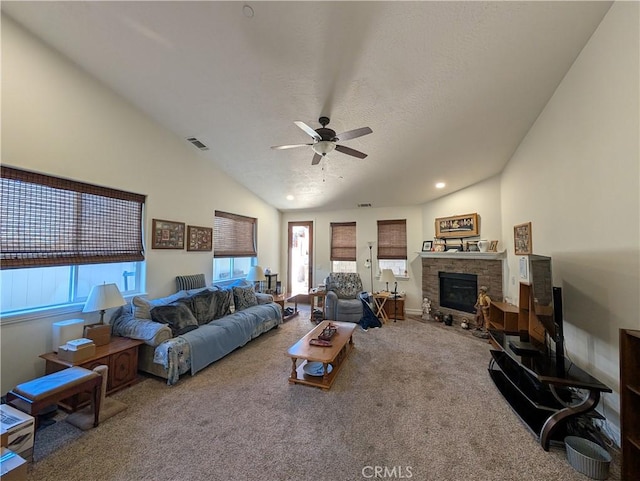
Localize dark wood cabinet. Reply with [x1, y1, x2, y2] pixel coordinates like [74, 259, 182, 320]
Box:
[40, 336, 143, 411]
[620, 329, 640, 480]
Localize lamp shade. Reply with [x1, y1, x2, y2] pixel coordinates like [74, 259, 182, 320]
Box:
[246, 265, 266, 282]
[379, 269, 396, 284]
[82, 283, 126, 323]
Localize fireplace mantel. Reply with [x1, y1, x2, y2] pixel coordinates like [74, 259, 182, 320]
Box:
[418, 251, 506, 260]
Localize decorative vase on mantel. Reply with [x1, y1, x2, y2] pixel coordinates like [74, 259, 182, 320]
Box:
[478, 240, 490, 253]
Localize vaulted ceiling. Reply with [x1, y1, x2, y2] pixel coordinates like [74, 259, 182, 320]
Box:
[2, 1, 612, 211]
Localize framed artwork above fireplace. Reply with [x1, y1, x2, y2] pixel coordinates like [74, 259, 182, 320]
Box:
[435, 213, 479, 238]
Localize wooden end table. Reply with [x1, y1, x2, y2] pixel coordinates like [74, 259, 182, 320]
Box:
[272, 293, 299, 321]
[308, 288, 327, 321]
[39, 336, 143, 411]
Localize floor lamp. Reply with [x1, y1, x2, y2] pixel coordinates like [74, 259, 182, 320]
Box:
[367, 241, 374, 293]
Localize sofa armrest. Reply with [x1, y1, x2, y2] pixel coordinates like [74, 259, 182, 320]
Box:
[325, 291, 338, 319]
[111, 305, 173, 347]
[256, 292, 274, 304]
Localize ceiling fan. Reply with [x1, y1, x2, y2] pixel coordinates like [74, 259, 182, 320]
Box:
[271, 116, 372, 165]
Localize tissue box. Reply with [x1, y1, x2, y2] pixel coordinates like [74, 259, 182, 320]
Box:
[58, 342, 96, 363]
[83, 324, 111, 346]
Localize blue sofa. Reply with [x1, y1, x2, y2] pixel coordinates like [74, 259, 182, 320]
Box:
[111, 281, 282, 385]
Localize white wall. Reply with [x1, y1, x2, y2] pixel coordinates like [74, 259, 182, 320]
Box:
[421, 175, 503, 247]
[501, 2, 639, 439]
[281, 206, 423, 312]
[0, 16, 280, 394]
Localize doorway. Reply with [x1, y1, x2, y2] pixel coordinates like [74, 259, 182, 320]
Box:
[287, 221, 313, 303]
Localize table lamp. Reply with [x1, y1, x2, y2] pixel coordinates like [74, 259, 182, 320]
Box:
[380, 269, 396, 293]
[82, 283, 126, 324]
[247, 265, 266, 292]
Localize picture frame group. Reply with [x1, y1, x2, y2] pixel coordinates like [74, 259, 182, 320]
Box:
[152, 219, 213, 251]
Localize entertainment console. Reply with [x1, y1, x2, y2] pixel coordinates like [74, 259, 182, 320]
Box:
[489, 330, 611, 450]
[488, 258, 610, 450]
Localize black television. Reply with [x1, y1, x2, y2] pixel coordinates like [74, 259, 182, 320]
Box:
[528, 255, 565, 371]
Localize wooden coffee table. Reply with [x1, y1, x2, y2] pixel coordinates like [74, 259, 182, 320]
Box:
[286, 321, 356, 390]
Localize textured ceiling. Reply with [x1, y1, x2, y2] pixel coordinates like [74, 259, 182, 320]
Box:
[2, 1, 612, 212]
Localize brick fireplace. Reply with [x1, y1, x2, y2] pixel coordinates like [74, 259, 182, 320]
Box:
[421, 253, 503, 323]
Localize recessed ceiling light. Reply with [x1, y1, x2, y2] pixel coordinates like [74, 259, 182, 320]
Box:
[286, 195, 294, 201]
[435, 182, 446, 189]
[242, 4, 254, 18]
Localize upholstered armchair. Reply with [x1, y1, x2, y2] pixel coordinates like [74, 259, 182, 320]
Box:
[324, 273, 365, 323]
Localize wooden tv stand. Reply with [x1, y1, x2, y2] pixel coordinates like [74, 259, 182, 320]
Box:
[488, 330, 611, 450]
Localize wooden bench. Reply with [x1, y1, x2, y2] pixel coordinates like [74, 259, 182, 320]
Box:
[6, 366, 102, 428]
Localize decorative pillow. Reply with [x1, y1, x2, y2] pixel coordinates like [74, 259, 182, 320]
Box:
[131, 296, 154, 319]
[185, 289, 217, 325]
[150, 302, 199, 336]
[212, 289, 232, 319]
[232, 286, 258, 311]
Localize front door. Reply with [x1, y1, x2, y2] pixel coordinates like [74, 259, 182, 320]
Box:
[287, 221, 313, 303]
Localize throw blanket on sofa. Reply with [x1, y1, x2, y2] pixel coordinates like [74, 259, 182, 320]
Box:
[181, 303, 282, 376]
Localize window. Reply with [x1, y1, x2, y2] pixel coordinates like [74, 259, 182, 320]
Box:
[213, 211, 257, 282]
[330, 222, 356, 273]
[1, 262, 142, 314]
[377, 219, 407, 277]
[0, 166, 146, 315]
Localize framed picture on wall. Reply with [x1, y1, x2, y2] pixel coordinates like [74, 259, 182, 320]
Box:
[152, 219, 185, 249]
[435, 213, 479, 238]
[187, 225, 213, 251]
[514, 222, 532, 255]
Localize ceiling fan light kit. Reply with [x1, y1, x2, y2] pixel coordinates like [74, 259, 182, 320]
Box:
[312, 140, 336, 156]
[271, 117, 372, 165]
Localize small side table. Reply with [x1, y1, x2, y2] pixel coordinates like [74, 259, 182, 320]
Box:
[272, 293, 299, 321]
[373, 292, 391, 324]
[308, 289, 327, 321]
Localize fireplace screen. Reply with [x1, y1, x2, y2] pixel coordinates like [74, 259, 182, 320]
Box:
[439, 272, 478, 313]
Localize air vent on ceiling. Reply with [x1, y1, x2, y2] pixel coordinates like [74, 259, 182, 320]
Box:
[357, 203, 372, 208]
[187, 137, 209, 151]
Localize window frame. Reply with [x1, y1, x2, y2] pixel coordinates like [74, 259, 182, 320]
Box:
[0, 260, 144, 320]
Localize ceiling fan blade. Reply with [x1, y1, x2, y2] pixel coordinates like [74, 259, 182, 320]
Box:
[311, 153, 322, 165]
[335, 126, 372, 142]
[271, 143, 313, 150]
[335, 144, 367, 159]
[294, 121, 321, 141]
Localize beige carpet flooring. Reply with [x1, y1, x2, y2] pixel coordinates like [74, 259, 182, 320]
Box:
[28, 310, 619, 481]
